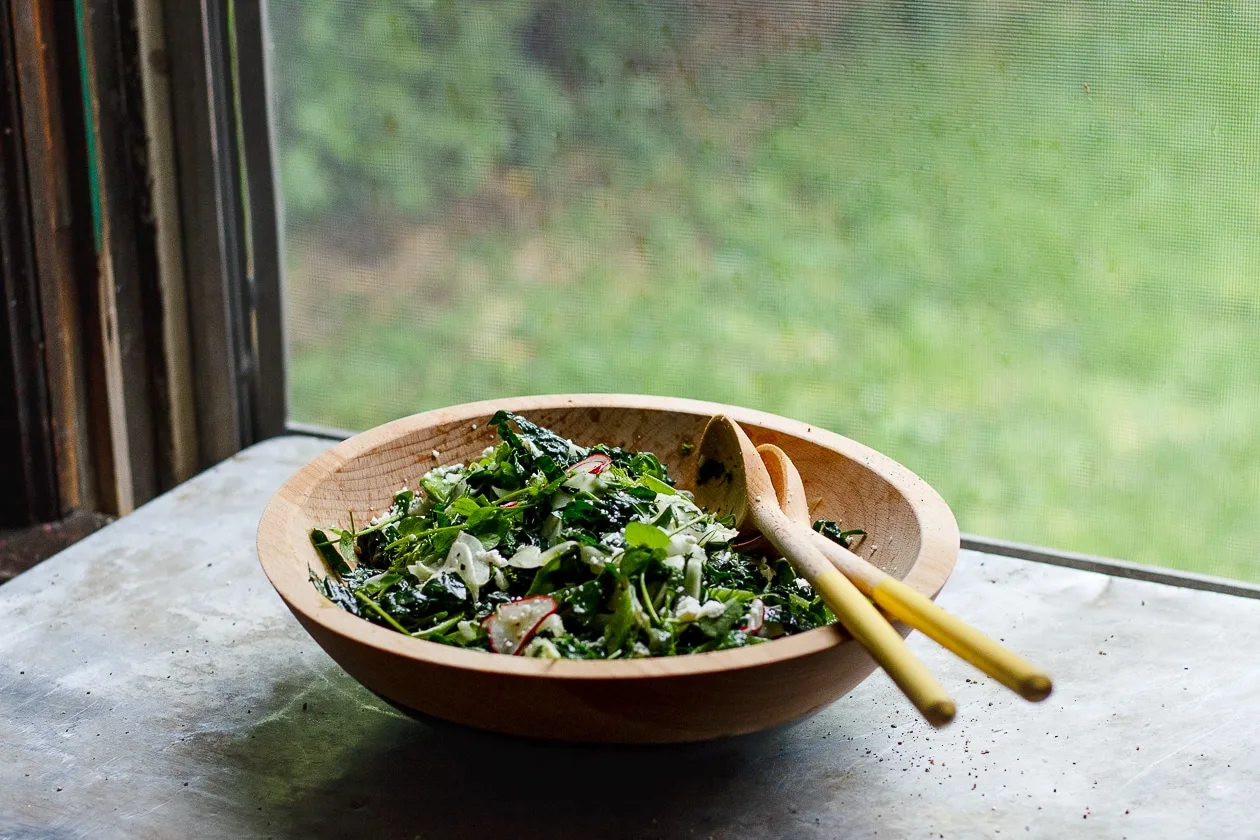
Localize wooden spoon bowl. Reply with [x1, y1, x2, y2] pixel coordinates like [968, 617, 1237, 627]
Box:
[256, 394, 960, 743]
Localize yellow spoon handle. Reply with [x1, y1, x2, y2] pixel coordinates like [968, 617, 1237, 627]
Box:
[754, 505, 956, 728]
[808, 531, 1052, 702]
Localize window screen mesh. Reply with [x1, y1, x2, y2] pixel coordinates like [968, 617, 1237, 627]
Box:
[266, 0, 1260, 581]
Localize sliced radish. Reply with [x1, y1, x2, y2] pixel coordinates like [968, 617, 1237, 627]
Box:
[500, 500, 519, 508]
[570, 453, 611, 475]
[481, 595, 558, 655]
[742, 598, 766, 634]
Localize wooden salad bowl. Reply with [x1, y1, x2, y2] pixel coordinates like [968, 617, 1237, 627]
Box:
[256, 395, 960, 743]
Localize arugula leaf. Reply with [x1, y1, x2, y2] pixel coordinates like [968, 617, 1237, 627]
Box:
[625, 521, 669, 551]
[641, 474, 676, 496]
[459, 506, 510, 549]
[421, 471, 462, 505]
[627, 451, 669, 482]
[429, 528, 460, 558]
[463, 506, 499, 528]
[390, 488, 415, 514]
[620, 546, 664, 579]
[449, 496, 481, 517]
[622, 484, 659, 502]
[310, 529, 353, 575]
[338, 530, 357, 566]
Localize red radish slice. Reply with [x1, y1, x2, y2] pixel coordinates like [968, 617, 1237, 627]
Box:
[481, 595, 558, 655]
[500, 500, 519, 508]
[742, 598, 765, 634]
[570, 453, 612, 475]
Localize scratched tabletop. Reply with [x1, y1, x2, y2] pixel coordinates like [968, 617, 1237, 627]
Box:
[1, 436, 1257, 840]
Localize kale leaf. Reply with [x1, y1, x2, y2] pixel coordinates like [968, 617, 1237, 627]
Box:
[491, 410, 584, 472]
[813, 519, 866, 549]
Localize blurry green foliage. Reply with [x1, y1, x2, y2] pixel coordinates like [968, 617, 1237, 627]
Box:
[271, 1, 1260, 581]
[270, 0, 687, 224]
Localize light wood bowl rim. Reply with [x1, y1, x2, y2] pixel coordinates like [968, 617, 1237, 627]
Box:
[257, 394, 959, 681]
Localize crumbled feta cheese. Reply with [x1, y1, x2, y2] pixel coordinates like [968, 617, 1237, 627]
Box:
[456, 620, 478, 642]
[794, 577, 812, 593]
[699, 599, 726, 619]
[674, 596, 727, 622]
[673, 595, 702, 618]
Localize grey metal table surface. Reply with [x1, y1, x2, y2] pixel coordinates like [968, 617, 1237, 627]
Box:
[2, 437, 1257, 840]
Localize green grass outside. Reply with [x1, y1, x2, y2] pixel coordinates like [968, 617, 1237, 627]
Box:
[280, 3, 1260, 581]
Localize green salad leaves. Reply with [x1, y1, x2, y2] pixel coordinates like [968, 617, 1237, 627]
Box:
[309, 411, 850, 659]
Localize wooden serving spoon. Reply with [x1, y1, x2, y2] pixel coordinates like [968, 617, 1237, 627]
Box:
[695, 415, 956, 728]
[757, 442, 1053, 703]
